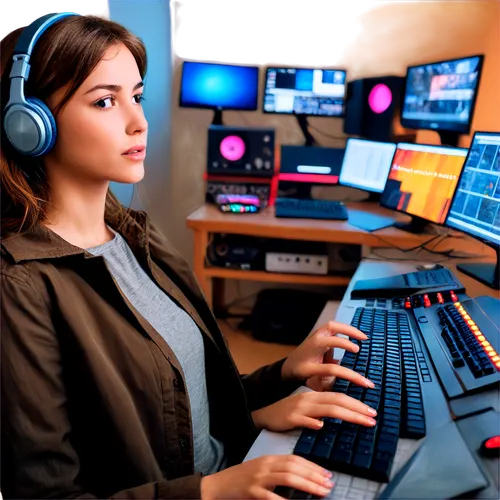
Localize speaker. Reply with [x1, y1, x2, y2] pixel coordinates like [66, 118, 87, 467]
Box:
[206, 234, 265, 270]
[207, 125, 275, 176]
[343, 76, 405, 141]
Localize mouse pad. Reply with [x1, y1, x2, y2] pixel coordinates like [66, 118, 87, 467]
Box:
[347, 210, 396, 232]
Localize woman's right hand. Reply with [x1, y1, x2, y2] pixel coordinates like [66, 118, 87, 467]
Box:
[200, 454, 334, 499]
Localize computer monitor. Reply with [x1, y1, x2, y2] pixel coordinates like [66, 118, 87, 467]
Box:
[339, 139, 397, 194]
[445, 131, 500, 289]
[380, 142, 468, 233]
[179, 61, 259, 124]
[401, 55, 483, 146]
[263, 67, 347, 146]
[278, 145, 345, 199]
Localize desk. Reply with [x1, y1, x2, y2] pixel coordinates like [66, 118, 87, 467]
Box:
[186, 202, 461, 308]
[244, 257, 499, 500]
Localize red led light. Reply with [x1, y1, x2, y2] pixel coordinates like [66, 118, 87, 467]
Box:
[437, 293, 444, 304]
[485, 436, 500, 449]
[450, 291, 458, 302]
[405, 301, 411, 309]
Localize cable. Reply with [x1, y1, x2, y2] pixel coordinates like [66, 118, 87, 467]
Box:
[236, 111, 253, 126]
[370, 231, 445, 253]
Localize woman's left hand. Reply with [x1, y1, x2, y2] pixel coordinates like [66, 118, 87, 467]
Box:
[251, 390, 378, 432]
[281, 321, 373, 392]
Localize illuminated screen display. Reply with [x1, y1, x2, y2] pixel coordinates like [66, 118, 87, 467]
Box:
[180, 61, 259, 110]
[446, 132, 500, 245]
[401, 55, 483, 133]
[381, 143, 468, 224]
[339, 139, 397, 193]
[263, 67, 347, 117]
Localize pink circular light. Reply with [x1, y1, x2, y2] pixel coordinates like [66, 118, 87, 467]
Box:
[368, 83, 392, 114]
[220, 135, 246, 161]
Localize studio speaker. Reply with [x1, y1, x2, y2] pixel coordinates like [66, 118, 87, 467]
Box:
[343, 76, 405, 141]
[207, 125, 275, 177]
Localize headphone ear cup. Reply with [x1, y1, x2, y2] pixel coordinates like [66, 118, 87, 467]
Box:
[26, 97, 57, 156]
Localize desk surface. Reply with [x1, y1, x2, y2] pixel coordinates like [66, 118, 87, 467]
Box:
[187, 202, 439, 247]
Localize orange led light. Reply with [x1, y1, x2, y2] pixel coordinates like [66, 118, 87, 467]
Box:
[453, 303, 500, 372]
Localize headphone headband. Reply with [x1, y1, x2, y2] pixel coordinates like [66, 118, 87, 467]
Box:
[3, 12, 79, 157]
[13, 13, 77, 59]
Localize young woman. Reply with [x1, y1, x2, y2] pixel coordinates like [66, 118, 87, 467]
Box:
[0, 13, 377, 499]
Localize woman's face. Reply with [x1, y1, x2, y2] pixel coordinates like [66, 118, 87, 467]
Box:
[45, 43, 148, 185]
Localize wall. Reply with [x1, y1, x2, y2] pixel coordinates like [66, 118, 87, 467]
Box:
[167, 0, 500, 274]
[108, 0, 173, 232]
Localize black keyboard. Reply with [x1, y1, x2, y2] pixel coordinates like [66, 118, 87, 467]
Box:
[292, 307, 426, 483]
[404, 268, 458, 288]
[438, 304, 496, 377]
[275, 198, 348, 220]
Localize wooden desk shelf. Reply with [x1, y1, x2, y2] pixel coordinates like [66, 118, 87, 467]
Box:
[204, 266, 351, 286]
[186, 202, 446, 308]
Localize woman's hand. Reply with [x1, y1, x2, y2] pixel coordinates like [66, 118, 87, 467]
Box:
[201, 455, 334, 500]
[281, 321, 373, 391]
[251, 390, 377, 432]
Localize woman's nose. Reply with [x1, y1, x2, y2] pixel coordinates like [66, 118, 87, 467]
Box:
[126, 106, 148, 136]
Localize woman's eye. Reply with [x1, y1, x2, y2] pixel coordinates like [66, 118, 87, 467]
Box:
[94, 94, 144, 109]
[94, 97, 114, 109]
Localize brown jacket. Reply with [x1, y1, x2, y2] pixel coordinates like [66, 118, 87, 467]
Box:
[0, 208, 301, 499]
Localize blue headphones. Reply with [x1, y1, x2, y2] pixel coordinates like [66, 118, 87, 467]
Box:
[3, 12, 78, 157]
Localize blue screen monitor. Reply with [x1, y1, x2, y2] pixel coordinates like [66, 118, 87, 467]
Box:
[180, 61, 259, 111]
[445, 131, 500, 288]
[401, 55, 483, 135]
[263, 67, 347, 117]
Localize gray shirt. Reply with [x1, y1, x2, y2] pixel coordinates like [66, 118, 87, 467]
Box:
[87, 230, 225, 475]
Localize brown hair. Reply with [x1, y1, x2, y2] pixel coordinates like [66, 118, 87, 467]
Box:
[0, 15, 147, 235]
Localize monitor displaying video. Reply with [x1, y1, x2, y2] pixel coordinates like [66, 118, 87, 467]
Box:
[339, 139, 397, 193]
[263, 67, 347, 117]
[380, 143, 468, 224]
[180, 61, 259, 110]
[401, 55, 483, 134]
[446, 132, 500, 245]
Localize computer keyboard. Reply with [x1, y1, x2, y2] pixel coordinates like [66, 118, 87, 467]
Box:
[438, 304, 496, 377]
[292, 307, 425, 483]
[275, 197, 348, 220]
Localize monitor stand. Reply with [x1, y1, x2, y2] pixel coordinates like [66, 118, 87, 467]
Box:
[393, 215, 429, 233]
[367, 192, 381, 203]
[295, 115, 317, 147]
[212, 108, 223, 125]
[438, 130, 460, 147]
[293, 183, 313, 199]
[456, 245, 500, 290]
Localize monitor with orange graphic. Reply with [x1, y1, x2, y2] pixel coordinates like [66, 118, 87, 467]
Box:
[381, 143, 467, 231]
